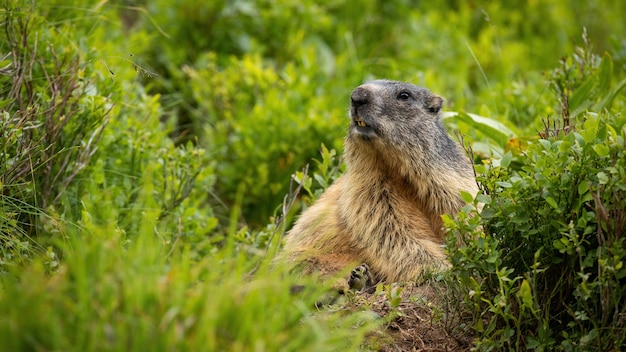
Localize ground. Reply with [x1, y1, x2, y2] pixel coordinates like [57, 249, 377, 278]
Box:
[344, 281, 474, 351]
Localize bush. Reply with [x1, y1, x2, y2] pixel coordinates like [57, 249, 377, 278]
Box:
[0, 0, 219, 269]
[445, 40, 626, 350]
[185, 52, 350, 226]
[0, 0, 116, 264]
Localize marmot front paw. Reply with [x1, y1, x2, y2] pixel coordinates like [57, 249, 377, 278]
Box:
[347, 263, 373, 291]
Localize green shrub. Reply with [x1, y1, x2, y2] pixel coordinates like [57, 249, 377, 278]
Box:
[186, 52, 350, 226]
[0, 0, 117, 264]
[0, 1, 220, 269]
[445, 42, 626, 351]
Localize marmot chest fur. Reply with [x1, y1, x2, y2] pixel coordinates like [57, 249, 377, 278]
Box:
[282, 80, 478, 286]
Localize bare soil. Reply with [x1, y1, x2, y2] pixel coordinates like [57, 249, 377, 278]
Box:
[348, 282, 474, 351]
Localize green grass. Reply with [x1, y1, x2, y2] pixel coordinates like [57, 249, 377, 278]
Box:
[0, 214, 378, 351]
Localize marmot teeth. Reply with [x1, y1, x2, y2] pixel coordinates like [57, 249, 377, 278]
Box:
[354, 116, 367, 127]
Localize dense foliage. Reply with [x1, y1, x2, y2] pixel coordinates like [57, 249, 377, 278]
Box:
[445, 42, 626, 350]
[0, 0, 624, 350]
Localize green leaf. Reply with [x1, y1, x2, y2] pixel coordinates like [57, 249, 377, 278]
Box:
[594, 77, 626, 111]
[592, 144, 610, 157]
[580, 117, 599, 144]
[518, 279, 533, 309]
[597, 172, 609, 184]
[538, 139, 552, 150]
[460, 190, 474, 203]
[486, 251, 499, 264]
[570, 76, 597, 116]
[480, 208, 496, 219]
[544, 196, 559, 210]
[499, 152, 512, 168]
[526, 337, 541, 349]
[597, 53, 613, 95]
[313, 174, 327, 188]
[443, 111, 517, 147]
[476, 194, 491, 205]
[553, 238, 567, 253]
[577, 180, 589, 195]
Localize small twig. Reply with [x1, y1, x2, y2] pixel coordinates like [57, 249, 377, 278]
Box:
[278, 163, 309, 232]
[247, 164, 309, 277]
[455, 131, 482, 193]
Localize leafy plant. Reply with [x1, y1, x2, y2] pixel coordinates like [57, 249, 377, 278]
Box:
[0, 1, 116, 266]
[445, 40, 626, 351]
[186, 53, 347, 226]
[0, 210, 378, 351]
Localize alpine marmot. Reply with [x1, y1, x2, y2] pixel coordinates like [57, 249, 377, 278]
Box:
[282, 80, 478, 290]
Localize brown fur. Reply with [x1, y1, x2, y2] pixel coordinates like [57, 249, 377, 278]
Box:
[282, 80, 478, 285]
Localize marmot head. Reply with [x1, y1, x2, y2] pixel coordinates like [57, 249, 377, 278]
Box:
[348, 80, 443, 142]
[346, 80, 462, 174]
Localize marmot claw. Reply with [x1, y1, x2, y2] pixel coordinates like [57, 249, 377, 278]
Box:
[348, 263, 373, 291]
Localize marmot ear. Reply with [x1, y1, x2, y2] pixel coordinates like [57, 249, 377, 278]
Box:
[426, 95, 443, 114]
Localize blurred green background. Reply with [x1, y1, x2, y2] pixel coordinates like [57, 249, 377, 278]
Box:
[138, 0, 624, 227]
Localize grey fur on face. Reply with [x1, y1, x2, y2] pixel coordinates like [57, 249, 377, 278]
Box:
[348, 80, 466, 175]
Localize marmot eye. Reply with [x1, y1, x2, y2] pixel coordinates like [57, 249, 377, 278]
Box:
[397, 91, 411, 100]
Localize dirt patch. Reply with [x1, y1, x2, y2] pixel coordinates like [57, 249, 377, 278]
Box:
[348, 282, 474, 351]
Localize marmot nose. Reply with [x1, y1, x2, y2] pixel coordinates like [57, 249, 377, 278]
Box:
[350, 87, 370, 108]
